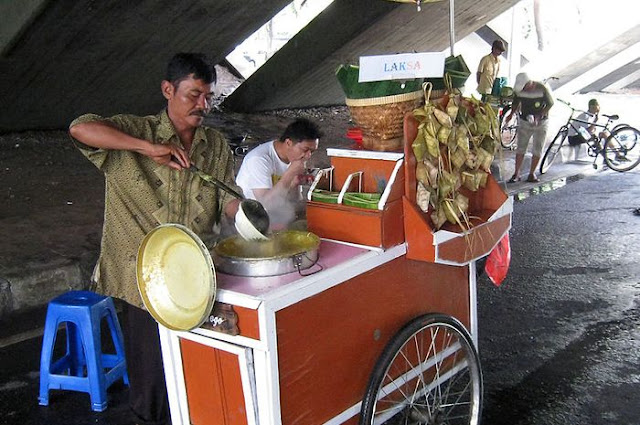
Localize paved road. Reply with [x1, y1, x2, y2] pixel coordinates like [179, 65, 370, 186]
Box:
[479, 167, 640, 425]
[1, 166, 639, 425]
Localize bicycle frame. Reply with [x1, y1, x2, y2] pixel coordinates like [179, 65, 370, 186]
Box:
[539, 99, 622, 174]
[565, 112, 617, 161]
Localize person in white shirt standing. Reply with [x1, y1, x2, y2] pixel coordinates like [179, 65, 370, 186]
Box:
[476, 40, 506, 102]
[236, 118, 322, 230]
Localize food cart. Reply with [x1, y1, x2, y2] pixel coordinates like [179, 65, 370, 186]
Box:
[147, 114, 513, 424]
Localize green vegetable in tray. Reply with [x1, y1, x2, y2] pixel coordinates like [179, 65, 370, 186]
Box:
[342, 192, 382, 209]
[311, 189, 339, 203]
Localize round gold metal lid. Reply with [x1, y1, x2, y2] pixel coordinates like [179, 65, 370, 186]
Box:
[136, 224, 216, 331]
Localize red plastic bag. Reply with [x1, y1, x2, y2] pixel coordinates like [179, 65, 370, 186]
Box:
[484, 233, 511, 286]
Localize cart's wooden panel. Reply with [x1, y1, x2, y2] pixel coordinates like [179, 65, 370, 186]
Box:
[275, 257, 470, 424]
[331, 156, 405, 202]
[404, 198, 511, 264]
[235, 305, 260, 340]
[402, 112, 512, 264]
[306, 153, 406, 248]
[306, 198, 404, 248]
[437, 213, 511, 263]
[201, 304, 260, 341]
[180, 338, 248, 425]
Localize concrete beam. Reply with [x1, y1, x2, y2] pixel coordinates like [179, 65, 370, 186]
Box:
[554, 42, 640, 97]
[222, 0, 398, 112]
[225, 0, 519, 112]
[0, 0, 49, 56]
[0, 0, 291, 131]
[603, 68, 640, 92]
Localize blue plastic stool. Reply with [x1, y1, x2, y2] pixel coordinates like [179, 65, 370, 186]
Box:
[39, 290, 129, 412]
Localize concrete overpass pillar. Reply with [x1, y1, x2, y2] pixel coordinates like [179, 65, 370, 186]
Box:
[506, 3, 524, 84]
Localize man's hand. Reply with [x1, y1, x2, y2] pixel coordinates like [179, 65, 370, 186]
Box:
[143, 143, 190, 170]
[280, 159, 306, 189]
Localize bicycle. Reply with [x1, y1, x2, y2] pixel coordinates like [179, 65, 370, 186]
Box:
[498, 97, 517, 149]
[539, 99, 640, 174]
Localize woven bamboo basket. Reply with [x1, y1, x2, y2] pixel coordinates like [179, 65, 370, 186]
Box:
[346, 90, 424, 151]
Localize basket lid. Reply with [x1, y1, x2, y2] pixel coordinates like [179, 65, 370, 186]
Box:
[136, 223, 216, 331]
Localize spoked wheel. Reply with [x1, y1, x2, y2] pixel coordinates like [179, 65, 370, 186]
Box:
[359, 314, 483, 425]
[539, 127, 568, 174]
[610, 123, 629, 134]
[603, 125, 640, 172]
[499, 106, 518, 149]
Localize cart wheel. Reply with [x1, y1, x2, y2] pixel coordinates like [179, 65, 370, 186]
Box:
[359, 314, 482, 425]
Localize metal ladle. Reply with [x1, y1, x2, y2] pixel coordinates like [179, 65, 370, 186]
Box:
[186, 164, 270, 240]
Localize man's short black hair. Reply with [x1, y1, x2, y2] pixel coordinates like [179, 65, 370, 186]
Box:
[280, 118, 323, 143]
[165, 53, 216, 87]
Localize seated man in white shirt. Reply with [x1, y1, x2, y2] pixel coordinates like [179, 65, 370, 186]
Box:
[236, 118, 322, 230]
[567, 98, 604, 160]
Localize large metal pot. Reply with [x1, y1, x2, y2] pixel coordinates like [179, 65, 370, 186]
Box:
[212, 230, 320, 277]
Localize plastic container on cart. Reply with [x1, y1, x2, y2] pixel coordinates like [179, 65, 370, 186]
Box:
[306, 148, 405, 248]
[345, 127, 363, 147]
[402, 112, 513, 265]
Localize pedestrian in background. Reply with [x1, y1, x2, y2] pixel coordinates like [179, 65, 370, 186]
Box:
[506, 72, 555, 183]
[476, 40, 506, 102]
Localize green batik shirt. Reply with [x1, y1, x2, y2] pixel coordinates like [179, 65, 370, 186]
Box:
[70, 110, 239, 308]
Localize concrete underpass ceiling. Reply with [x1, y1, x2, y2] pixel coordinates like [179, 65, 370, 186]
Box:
[224, 0, 521, 112]
[0, 0, 291, 131]
[0, 0, 523, 132]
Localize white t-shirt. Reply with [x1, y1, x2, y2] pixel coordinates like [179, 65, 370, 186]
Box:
[568, 111, 597, 137]
[236, 141, 290, 200]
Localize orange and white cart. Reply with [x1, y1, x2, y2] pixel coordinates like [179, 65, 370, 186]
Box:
[158, 119, 512, 425]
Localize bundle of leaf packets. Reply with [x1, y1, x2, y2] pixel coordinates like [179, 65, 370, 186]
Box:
[411, 79, 500, 230]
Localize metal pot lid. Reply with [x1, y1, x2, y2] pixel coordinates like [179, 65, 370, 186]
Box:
[136, 223, 216, 331]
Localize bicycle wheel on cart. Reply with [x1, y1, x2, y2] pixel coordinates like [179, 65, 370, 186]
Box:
[539, 126, 568, 174]
[499, 105, 518, 149]
[603, 125, 640, 172]
[359, 314, 483, 425]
